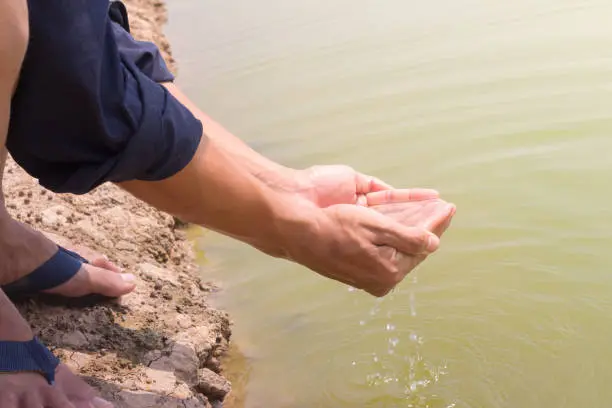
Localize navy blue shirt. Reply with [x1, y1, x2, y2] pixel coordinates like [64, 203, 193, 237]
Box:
[7, 0, 202, 194]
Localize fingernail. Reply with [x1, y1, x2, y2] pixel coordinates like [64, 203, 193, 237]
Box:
[445, 203, 456, 216]
[92, 397, 114, 408]
[120, 273, 135, 282]
[426, 234, 440, 252]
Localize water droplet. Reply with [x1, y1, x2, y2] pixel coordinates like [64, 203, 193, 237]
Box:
[348, 286, 356, 292]
[386, 323, 396, 331]
[409, 332, 418, 342]
[359, 320, 365, 326]
[389, 337, 400, 347]
[351, 361, 356, 366]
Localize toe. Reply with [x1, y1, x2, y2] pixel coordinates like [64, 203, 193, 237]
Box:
[91, 256, 122, 273]
[87, 266, 136, 297]
[44, 265, 136, 298]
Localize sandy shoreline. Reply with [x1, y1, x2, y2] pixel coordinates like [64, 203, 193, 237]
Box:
[4, 1, 233, 407]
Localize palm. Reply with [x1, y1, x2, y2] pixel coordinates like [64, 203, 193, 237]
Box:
[299, 165, 454, 234]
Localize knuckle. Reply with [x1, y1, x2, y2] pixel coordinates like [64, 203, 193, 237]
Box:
[369, 286, 391, 297]
[413, 231, 430, 253]
[391, 271, 404, 285]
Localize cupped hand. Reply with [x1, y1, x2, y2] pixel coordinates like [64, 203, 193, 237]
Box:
[366, 193, 456, 237]
[0, 364, 113, 408]
[285, 203, 444, 297]
[281, 165, 456, 296]
[369, 197, 457, 295]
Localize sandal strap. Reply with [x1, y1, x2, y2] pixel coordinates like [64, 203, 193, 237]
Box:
[1, 246, 88, 296]
[0, 337, 60, 385]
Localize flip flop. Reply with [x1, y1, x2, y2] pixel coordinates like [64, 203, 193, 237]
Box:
[0, 337, 60, 385]
[1, 246, 88, 297]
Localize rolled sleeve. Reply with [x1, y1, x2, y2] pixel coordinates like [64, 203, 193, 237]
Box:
[7, 0, 201, 194]
[108, 0, 174, 83]
[111, 21, 175, 83]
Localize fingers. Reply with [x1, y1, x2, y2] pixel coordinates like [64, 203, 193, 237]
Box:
[354, 172, 394, 193]
[365, 189, 440, 206]
[423, 203, 456, 237]
[364, 251, 428, 297]
[372, 214, 440, 255]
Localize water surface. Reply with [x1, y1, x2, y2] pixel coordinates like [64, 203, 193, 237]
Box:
[167, 1, 612, 406]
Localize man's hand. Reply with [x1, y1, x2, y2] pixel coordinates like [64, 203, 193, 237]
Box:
[278, 202, 446, 297]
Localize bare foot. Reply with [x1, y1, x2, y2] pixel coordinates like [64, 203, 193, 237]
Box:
[0, 364, 114, 407]
[0, 218, 135, 298]
[0, 290, 115, 406]
[43, 254, 136, 298]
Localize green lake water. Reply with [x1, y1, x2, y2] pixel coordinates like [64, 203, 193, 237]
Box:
[166, 1, 612, 406]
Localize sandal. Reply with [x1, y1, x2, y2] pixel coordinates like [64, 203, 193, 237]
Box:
[0, 337, 60, 384]
[1, 246, 88, 296]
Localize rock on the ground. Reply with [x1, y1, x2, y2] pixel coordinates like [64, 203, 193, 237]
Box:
[197, 368, 232, 402]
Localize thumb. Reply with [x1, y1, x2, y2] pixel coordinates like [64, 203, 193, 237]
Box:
[355, 172, 394, 194]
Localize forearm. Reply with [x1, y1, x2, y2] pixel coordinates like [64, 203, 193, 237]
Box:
[118, 135, 312, 257]
[162, 83, 300, 192]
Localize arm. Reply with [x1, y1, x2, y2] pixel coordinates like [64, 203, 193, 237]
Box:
[162, 83, 299, 191]
[118, 127, 306, 257]
[118, 88, 441, 296]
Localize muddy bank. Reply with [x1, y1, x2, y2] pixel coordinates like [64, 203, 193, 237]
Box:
[3, 1, 233, 406]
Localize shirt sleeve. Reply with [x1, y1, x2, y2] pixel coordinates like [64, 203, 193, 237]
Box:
[7, 0, 202, 195]
[109, 0, 175, 84]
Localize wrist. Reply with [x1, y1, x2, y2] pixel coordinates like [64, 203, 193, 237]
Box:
[252, 165, 302, 192]
[240, 191, 318, 260]
[268, 195, 321, 259]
